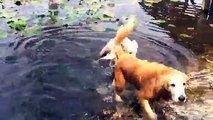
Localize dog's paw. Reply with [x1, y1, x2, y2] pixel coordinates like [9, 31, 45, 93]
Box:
[99, 53, 115, 60]
[114, 93, 123, 102]
[148, 112, 157, 120]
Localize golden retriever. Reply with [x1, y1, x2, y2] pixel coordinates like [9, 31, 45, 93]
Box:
[112, 19, 189, 120]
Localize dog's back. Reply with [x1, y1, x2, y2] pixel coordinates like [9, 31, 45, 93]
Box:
[115, 54, 172, 88]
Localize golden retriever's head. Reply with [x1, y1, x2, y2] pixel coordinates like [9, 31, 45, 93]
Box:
[164, 70, 189, 102]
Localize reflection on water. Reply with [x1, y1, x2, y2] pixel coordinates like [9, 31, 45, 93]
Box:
[0, 0, 210, 119]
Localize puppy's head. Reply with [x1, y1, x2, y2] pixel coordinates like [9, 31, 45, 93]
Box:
[164, 71, 189, 102]
[122, 39, 138, 55]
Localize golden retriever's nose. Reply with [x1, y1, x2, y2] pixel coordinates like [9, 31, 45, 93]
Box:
[178, 95, 185, 102]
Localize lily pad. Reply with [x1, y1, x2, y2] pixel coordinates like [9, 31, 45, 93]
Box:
[91, 24, 106, 32]
[0, 30, 8, 39]
[74, 7, 88, 15]
[187, 27, 195, 30]
[107, 2, 115, 7]
[21, 25, 42, 36]
[101, 12, 114, 21]
[103, 13, 113, 19]
[86, 17, 100, 23]
[31, 0, 43, 4]
[79, 0, 99, 5]
[150, 0, 162, 3]
[144, 2, 153, 7]
[180, 33, 192, 38]
[0, 11, 16, 19]
[168, 24, 176, 27]
[152, 19, 166, 24]
[7, 19, 26, 31]
[170, 0, 179, 2]
[90, 4, 101, 13]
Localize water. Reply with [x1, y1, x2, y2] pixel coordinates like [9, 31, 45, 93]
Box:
[0, 0, 212, 119]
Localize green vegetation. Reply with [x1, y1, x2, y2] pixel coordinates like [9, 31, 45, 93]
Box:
[180, 33, 193, 38]
[187, 27, 195, 30]
[0, 0, 118, 36]
[7, 19, 26, 31]
[152, 19, 166, 24]
[21, 25, 42, 36]
[168, 24, 176, 27]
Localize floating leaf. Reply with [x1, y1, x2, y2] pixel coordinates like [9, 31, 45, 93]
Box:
[170, 0, 179, 2]
[7, 19, 26, 31]
[210, 24, 213, 27]
[90, 4, 101, 13]
[82, 0, 99, 5]
[187, 27, 195, 30]
[0, 30, 8, 39]
[152, 19, 166, 24]
[145, 0, 162, 3]
[31, 0, 43, 4]
[91, 24, 106, 32]
[74, 7, 88, 15]
[86, 17, 100, 23]
[107, 2, 115, 7]
[168, 24, 176, 27]
[180, 33, 192, 38]
[143, 0, 161, 7]
[21, 25, 42, 36]
[0, 11, 16, 19]
[144, 2, 153, 7]
[101, 12, 114, 21]
[103, 13, 113, 19]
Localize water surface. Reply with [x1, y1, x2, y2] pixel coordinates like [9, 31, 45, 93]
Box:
[0, 0, 212, 119]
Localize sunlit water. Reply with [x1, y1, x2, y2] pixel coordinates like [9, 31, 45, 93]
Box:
[0, 0, 211, 119]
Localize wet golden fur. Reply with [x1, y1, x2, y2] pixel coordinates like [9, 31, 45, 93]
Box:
[112, 19, 189, 120]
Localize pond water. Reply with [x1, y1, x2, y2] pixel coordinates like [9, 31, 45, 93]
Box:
[0, 0, 212, 120]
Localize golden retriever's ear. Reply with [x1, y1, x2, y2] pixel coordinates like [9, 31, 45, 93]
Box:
[186, 80, 190, 86]
[163, 81, 170, 90]
[184, 74, 190, 81]
[184, 73, 190, 86]
[160, 76, 170, 90]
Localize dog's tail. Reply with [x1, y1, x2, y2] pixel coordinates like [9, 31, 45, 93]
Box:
[115, 18, 135, 45]
[114, 17, 136, 59]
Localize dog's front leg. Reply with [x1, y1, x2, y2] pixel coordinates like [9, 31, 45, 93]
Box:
[139, 92, 157, 120]
[114, 66, 126, 102]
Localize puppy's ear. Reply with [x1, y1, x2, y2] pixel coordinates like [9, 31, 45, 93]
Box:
[132, 40, 138, 48]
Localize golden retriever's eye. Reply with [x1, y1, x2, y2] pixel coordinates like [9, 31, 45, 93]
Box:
[171, 84, 175, 87]
[183, 83, 186, 86]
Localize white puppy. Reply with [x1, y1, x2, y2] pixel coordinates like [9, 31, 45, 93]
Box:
[99, 37, 138, 60]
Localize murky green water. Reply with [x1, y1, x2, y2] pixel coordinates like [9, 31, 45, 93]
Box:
[0, 0, 212, 120]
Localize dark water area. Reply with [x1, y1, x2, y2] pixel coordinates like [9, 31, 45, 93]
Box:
[0, 0, 212, 120]
[140, 0, 213, 69]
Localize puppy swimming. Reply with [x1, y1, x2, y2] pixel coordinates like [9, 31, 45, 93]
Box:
[98, 17, 138, 62]
[112, 23, 189, 120]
